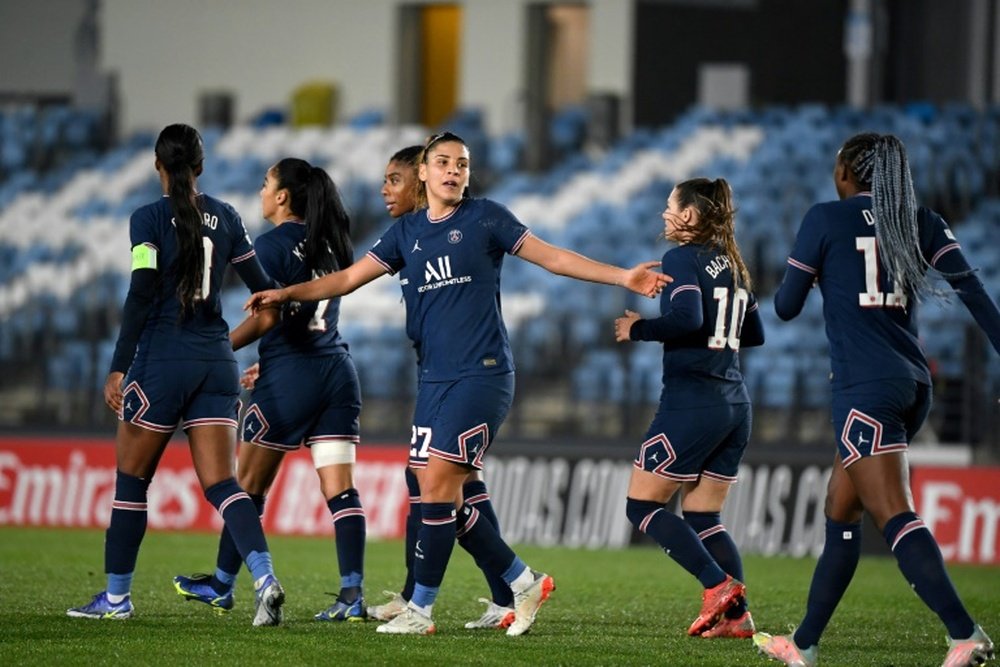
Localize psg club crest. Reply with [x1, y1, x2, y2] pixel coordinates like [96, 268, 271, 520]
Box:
[448, 229, 463, 244]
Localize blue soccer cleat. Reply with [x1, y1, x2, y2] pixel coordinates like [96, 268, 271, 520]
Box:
[314, 595, 368, 622]
[66, 591, 134, 620]
[173, 573, 234, 614]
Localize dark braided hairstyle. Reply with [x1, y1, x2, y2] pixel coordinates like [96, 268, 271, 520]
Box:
[271, 158, 353, 274]
[155, 124, 205, 314]
[838, 132, 929, 296]
[672, 177, 752, 290]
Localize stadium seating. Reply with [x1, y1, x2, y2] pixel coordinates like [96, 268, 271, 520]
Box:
[2, 102, 999, 436]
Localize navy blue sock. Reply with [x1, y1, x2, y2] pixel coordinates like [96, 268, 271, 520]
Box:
[883, 511, 974, 640]
[684, 510, 746, 616]
[793, 518, 862, 649]
[401, 467, 421, 601]
[411, 502, 456, 609]
[211, 493, 265, 595]
[204, 478, 273, 584]
[456, 502, 519, 599]
[328, 488, 366, 602]
[462, 480, 514, 607]
[626, 497, 726, 588]
[104, 471, 150, 596]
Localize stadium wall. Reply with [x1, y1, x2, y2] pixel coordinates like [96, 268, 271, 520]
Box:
[2, 436, 998, 565]
[96, 0, 632, 136]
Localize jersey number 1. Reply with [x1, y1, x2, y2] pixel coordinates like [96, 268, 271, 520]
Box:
[194, 237, 214, 301]
[708, 287, 749, 350]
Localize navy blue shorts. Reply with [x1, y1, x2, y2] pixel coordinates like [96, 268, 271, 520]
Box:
[832, 379, 931, 467]
[409, 373, 514, 470]
[241, 353, 361, 451]
[122, 356, 240, 432]
[634, 402, 751, 483]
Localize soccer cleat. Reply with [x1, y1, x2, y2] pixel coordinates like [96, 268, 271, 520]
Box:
[314, 595, 367, 622]
[367, 590, 408, 621]
[753, 631, 817, 667]
[687, 575, 746, 636]
[464, 598, 516, 629]
[942, 624, 995, 667]
[375, 605, 436, 635]
[506, 570, 555, 637]
[252, 574, 285, 627]
[172, 573, 234, 614]
[701, 610, 755, 639]
[66, 591, 134, 620]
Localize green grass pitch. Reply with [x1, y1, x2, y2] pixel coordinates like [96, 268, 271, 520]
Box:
[1, 527, 997, 666]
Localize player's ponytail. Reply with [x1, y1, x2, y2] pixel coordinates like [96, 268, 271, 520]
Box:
[272, 158, 353, 276]
[840, 132, 930, 297]
[155, 124, 205, 315]
[674, 177, 752, 290]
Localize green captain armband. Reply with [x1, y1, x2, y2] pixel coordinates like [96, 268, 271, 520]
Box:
[131, 244, 158, 270]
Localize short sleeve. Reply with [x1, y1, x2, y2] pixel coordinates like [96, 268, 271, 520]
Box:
[485, 200, 531, 255]
[254, 233, 295, 286]
[367, 218, 406, 275]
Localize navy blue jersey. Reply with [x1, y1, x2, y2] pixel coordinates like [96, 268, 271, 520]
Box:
[129, 194, 271, 361]
[631, 243, 764, 409]
[367, 198, 530, 381]
[775, 194, 971, 388]
[253, 221, 348, 360]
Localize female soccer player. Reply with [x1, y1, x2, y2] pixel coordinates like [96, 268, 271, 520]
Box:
[615, 177, 763, 639]
[245, 131, 670, 636]
[66, 124, 284, 626]
[753, 133, 999, 667]
[367, 145, 518, 630]
[172, 158, 369, 622]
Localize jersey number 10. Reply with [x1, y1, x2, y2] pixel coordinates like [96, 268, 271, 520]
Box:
[708, 287, 749, 350]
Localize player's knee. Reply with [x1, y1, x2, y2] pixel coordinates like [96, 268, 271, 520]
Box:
[625, 497, 664, 531]
[311, 439, 356, 468]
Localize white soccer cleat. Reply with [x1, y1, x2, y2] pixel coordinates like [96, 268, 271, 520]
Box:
[942, 624, 995, 667]
[506, 570, 555, 637]
[252, 575, 285, 627]
[753, 631, 817, 667]
[464, 598, 515, 629]
[375, 605, 436, 635]
[367, 590, 408, 622]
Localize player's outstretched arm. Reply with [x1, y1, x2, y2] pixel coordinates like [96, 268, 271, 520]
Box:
[246, 255, 387, 313]
[515, 235, 671, 298]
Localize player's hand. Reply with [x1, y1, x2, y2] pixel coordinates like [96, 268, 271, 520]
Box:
[623, 261, 672, 298]
[245, 288, 289, 314]
[104, 371, 125, 413]
[615, 310, 641, 342]
[241, 362, 260, 390]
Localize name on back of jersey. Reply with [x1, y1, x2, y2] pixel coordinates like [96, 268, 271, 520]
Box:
[705, 254, 731, 279]
[169, 212, 219, 230]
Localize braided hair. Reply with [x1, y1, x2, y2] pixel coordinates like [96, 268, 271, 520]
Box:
[271, 158, 353, 275]
[672, 177, 752, 290]
[154, 124, 204, 315]
[839, 132, 929, 297]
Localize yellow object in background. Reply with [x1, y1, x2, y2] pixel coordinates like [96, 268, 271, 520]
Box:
[291, 82, 338, 127]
